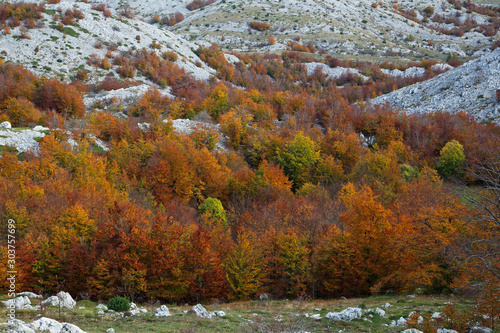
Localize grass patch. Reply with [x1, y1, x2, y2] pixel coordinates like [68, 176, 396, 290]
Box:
[0, 295, 479, 332]
[61, 27, 79, 37]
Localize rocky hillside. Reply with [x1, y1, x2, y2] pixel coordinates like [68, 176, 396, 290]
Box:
[372, 48, 500, 122]
[86, 0, 500, 63]
[0, 0, 214, 84]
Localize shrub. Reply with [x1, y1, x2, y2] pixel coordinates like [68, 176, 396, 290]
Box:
[186, 0, 216, 11]
[107, 296, 130, 312]
[423, 5, 434, 17]
[249, 21, 270, 31]
[75, 70, 87, 81]
[162, 51, 178, 62]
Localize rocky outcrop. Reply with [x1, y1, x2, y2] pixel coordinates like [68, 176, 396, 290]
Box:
[27, 317, 63, 333]
[41, 292, 76, 309]
[155, 305, 171, 317]
[325, 307, 362, 321]
[191, 304, 213, 318]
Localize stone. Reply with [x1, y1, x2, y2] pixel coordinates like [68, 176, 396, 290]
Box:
[325, 307, 362, 321]
[401, 330, 423, 333]
[27, 317, 63, 333]
[259, 293, 269, 300]
[1, 296, 31, 309]
[381, 302, 392, 308]
[468, 326, 492, 333]
[106, 329, 115, 333]
[155, 305, 171, 317]
[0, 121, 12, 129]
[18, 292, 43, 299]
[213, 311, 225, 317]
[375, 308, 385, 317]
[41, 292, 76, 309]
[113, 112, 127, 119]
[432, 312, 442, 319]
[390, 317, 407, 326]
[32, 126, 48, 132]
[61, 322, 87, 333]
[4, 319, 34, 333]
[192, 304, 213, 318]
[437, 329, 458, 333]
[310, 314, 321, 320]
[96, 304, 108, 311]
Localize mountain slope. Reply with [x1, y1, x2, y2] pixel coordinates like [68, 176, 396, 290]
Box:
[0, 0, 214, 83]
[371, 48, 500, 122]
[95, 0, 499, 63]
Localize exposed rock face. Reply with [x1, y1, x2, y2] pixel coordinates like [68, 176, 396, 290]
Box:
[437, 329, 459, 333]
[155, 305, 171, 317]
[1, 296, 31, 309]
[372, 48, 500, 122]
[192, 304, 213, 318]
[27, 317, 63, 333]
[3, 319, 34, 333]
[41, 292, 76, 309]
[325, 307, 362, 321]
[61, 322, 87, 333]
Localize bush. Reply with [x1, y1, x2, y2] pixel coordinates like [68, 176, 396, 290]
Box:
[249, 21, 270, 31]
[108, 296, 130, 312]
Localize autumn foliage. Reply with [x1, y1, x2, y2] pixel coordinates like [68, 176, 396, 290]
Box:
[0, 36, 498, 330]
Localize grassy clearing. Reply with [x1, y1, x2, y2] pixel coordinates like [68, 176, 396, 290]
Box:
[0, 294, 477, 332]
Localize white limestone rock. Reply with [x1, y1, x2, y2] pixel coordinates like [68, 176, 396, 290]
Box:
[27, 317, 63, 333]
[432, 312, 442, 319]
[213, 311, 226, 317]
[155, 305, 171, 317]
[61, 322, 87, 333]
[375, 307, 385, 317]
[381, 302, 392, 308]
[3, 319, 34, 333]
[106, 329, 115, 333]
[96, 304, 108, 311]
[0, 121, 11, 129]
[1, 296, 31, 309]
[41, 292, 76, 309]
[192, 304, 213, 318]
[401, 330, 424, 333]
[390, 317, 407, 326]
[325, 307, 362, 321]
[18, 292, 43, 299]
[437, 329, 459, 333]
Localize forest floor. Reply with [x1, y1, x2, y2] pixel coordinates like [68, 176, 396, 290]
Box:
[1, 293, 492, 333]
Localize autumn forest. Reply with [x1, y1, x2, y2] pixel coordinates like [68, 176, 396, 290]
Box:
[0, 16, 499, 329]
